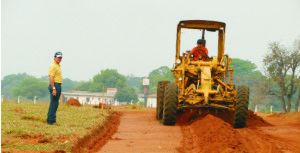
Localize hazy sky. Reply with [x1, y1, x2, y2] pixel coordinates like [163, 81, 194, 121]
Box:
[2, 0, 300, 81]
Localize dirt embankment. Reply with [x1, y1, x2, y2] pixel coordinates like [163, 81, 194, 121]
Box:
[91, 109, 300, 153]
[72, 112, 121, 153]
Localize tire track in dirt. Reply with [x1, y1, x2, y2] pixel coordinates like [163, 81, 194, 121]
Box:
[98, 110, 182, 153]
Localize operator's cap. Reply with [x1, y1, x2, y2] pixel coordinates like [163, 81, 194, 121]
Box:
[197, 39, 206, 45]
[54, 51, 63, 58]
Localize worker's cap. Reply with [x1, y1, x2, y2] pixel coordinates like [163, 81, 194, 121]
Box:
[197, 39, 206, 45]
[54, 51, 63, 58]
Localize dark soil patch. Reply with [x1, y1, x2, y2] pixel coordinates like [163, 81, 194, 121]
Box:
[15, 134, 51, 144]
[67, 98, 81, 107]
[13, 107, 25, 114]
[21, 115, 44, 122]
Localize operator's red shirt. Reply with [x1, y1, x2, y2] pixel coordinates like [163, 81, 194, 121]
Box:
[191, 44, 208, 61]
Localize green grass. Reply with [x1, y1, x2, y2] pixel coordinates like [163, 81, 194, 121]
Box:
[1, 101, 110, 153]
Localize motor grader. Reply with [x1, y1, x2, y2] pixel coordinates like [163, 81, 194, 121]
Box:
[156, 20, 249, 128]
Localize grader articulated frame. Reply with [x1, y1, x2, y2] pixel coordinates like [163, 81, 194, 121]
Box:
[156, 20, 249, 128]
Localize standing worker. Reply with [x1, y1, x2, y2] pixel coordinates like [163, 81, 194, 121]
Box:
[47, 51, 63, 125]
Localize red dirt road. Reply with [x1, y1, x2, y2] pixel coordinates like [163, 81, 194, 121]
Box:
[258, 113, 300, 152]
[99, 110, 182, 153]
[97, 110, 300, 153]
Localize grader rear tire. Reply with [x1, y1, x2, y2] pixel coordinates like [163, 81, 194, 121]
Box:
[156, 81, 170, 120]
[233, 85, 249, 128]
[162, 83, 178, 125]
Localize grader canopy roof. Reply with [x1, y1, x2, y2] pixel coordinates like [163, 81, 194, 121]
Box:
[176, 20, 226, 62]
[178, 20, 226, 31]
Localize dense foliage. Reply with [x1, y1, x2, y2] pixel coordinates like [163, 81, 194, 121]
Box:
[2, 48, 300, 111]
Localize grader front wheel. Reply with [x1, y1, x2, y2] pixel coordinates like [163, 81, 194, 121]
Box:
[162, 83, 178, 125]
[233, 85, 249, 128]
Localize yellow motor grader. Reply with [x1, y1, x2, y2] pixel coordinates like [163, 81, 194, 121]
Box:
[156, 20, 249, 128]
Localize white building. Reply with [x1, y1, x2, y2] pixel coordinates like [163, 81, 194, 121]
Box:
[138, 94, 157, 108]
[62, 88, 118, 105]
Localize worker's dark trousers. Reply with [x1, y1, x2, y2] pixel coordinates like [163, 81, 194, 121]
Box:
[47, 83, 62, 124]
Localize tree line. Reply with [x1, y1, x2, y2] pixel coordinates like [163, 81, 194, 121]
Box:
[2, 38, 300, 112]
[0, 60, 268, 108]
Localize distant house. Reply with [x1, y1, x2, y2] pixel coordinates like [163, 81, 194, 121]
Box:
[61, 88, 118, 105]
[138, 94, 157, 108]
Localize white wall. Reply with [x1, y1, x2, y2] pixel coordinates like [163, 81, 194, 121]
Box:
[64, 95, 115, 105]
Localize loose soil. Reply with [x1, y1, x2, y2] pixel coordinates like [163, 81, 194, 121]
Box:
[95, 109, 300, 153]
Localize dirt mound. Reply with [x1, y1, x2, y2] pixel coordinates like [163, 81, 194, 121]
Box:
[177, 110, 278, 153]
[178, 114, 248, 153]
[177, 109, 270, 127]
[247, 110, 272, 127]
[67, 98, 81, 107]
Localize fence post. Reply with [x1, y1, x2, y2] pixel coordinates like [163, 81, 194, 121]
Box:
[254, 105, 258, 113]
[17, 96, 21, 104]
[270, 105, 273, 113]
[34, 96, 37, 104]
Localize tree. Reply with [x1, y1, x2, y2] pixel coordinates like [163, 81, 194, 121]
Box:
[148, 66, 174, 94]
[286, 42, 300, 112]
[74, 69, 126, 92]
[126, 75, 143, 93]
[12, 76, 48, 99]
[263, 41, 300, 112]
[93, 69, 126, 91]
[231, 58, 269, 110]
[62, 78, 79, 92]
[1, 73, 31, 98]
[294, 39, 300, 112]
[114, 86, 138, 102]
[75, 81, 94, 91]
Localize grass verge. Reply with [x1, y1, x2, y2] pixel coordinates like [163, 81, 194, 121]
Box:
[1, 101, 110, 153]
